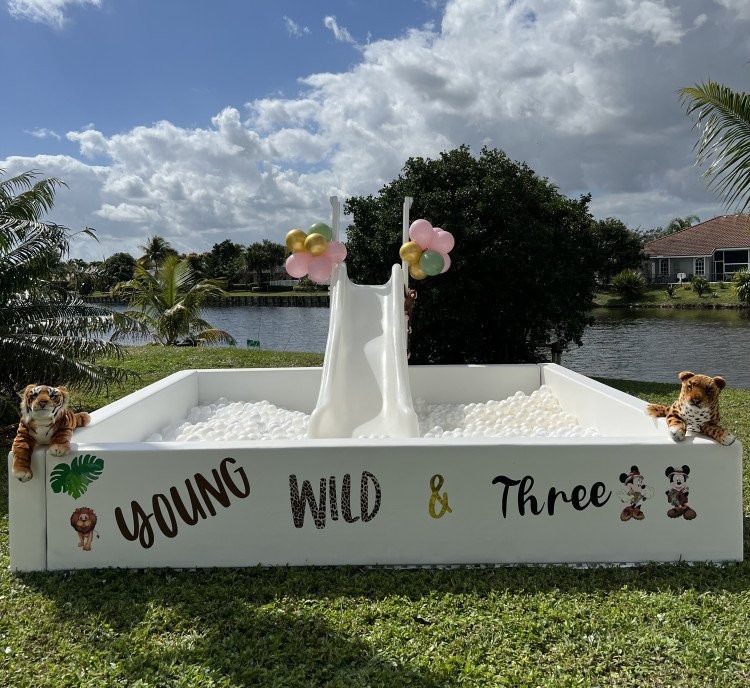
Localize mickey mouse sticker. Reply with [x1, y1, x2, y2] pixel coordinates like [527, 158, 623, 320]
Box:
[617, 465, 654, 521]
[665, 465, 697, 520]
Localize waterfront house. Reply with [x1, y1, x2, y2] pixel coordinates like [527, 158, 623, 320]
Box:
[643, 214, 750, 283]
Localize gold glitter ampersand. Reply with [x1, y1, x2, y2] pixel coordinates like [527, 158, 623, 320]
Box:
[428, 474, 453, 519]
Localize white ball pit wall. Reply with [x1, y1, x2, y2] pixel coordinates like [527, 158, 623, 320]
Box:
[8, 364, 743, 571]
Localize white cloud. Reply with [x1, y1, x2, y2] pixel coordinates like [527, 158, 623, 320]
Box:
[7, 0, 101, 28]
[714, 0, 750, 21]
[25, 127, 61, 140]
[283, 15, 310, 37]
[4, 0, 750, 260]
[324, 15, 355, 43]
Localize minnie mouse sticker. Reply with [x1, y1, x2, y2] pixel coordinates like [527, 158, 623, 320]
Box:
[617, 465, 654, 521]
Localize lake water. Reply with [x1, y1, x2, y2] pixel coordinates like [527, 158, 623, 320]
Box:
[114, 305, 750, 388]
[564, 308, 750, 388]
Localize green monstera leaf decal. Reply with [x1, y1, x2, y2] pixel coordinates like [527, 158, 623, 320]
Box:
[50, 454, 104, 499]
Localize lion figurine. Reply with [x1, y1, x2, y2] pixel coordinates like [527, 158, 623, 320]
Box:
[646, 371, 735, 446]
[70, 507, 98, 551]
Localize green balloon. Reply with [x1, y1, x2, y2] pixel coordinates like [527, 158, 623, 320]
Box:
[420, 250, 445, 277]
[308, 222, 332, 241]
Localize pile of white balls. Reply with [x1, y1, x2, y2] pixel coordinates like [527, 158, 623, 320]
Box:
[414, 385, 600, 439]
[145, 385, 599, 442]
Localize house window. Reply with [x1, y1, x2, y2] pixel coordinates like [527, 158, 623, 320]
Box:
[659, 258, 669, 276]
[723, 248, 749, 277]
[694, 257, 705, 276]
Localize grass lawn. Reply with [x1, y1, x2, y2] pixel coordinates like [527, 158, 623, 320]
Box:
[1, 352, 749, 687]
[594, 283, 744, 308]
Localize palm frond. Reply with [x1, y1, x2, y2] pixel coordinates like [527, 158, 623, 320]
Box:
[679, 81, 750, 211]
[194, 328, 237, 345]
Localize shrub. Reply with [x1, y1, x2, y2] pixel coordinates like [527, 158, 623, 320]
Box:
[733, 270, 750, 304]
[691, 276, 710, 296]
[665, 283, 676, 297]
[611, 269, 646, 300]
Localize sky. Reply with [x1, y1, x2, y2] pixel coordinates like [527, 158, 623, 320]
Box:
[1, 0, 749, 261]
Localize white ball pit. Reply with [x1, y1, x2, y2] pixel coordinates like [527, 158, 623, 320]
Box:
[8, 363, 743, 570]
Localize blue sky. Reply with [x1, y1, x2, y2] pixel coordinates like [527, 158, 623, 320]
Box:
[1, 0, 749, 260]
[2, 1, 439, 158]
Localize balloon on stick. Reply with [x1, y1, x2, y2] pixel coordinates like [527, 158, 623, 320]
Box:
[285, 228, 307, 253]
[419, 249, 445, 277]
[308, 222, 333, 242]
[304, 232, 328, 256]
[409, 219, 434, 249]
[399, 241, 423, 265]
[285, 252, 311, 278]
[325, 240, 347, 263]
[431, 229, 455, 254]
[307, 255, 333, 283]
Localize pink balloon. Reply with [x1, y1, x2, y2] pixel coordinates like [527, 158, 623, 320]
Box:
[409, 219, 434, 249]
[440, 252, 451, 274]
[431, 229, 455, 254]
[307, 255, 334, 283]
[324, 240, 347, 264]
[286, 252, 311, 278]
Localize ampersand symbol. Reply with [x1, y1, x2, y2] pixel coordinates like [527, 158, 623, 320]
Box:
[428, 474, 453, 519]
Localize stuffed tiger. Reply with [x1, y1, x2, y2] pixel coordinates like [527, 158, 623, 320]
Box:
[646, 371, 735, 446]
[11, 384, 91, 482]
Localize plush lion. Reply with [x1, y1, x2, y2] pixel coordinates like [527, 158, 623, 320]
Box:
[646, 371, 735, 446]
[11, 384, 91, 482]
[70, 507, 98, 551]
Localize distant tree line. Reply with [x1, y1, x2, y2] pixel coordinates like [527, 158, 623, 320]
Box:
[53, 236, 288, 294]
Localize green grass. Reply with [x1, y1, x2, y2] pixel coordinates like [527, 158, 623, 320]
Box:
[595, 283, 744, 307]
[1, 355, 750, 687]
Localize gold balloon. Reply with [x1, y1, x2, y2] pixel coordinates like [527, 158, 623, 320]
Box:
[409, 263, 427, 280]
[305, 232, 328, 256]
[285, 229, 307, 253]
[399, 241, 423, 265]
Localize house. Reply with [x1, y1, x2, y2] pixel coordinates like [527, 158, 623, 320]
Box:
[643, 214, 750, 283]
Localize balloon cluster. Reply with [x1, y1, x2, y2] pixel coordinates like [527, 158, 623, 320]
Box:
[399, 219, 455, 280]
[284, 222, 347, 283]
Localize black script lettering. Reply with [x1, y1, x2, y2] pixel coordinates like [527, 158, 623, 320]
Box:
[289, 475, 327, 529]
[220, 457, 251, 498]
[169, 480, 207, 525]
[115, 501, 155, 549]
[114, 457, 251, 548]
[492, 474, 613, 518]
[360, 471, 381, 522]
[195, 470, 231, 516]
[590, 481, 611, 507]
[153, 493, 178, 538]
[491, 475, 521, 518]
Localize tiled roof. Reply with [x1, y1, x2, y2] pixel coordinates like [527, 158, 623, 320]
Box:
[643, 214, 750, 257]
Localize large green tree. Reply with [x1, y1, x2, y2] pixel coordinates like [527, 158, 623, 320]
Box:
[99, 252, 136, 290]
[345, 146, 598, 364]
[112, 255, 235, 345]
[592, 218, 644, 283]
[680, 80, 750, 210]
[0, 169, 131, 412]
[241, 240, 287, 286]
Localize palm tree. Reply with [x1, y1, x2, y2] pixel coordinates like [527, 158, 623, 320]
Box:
[0, 169, 133, 412]
[112, 255, 236, 345]
[665, 215, 700, 233]
[137, 235, 177, 270]
[680, 81, 750, 211]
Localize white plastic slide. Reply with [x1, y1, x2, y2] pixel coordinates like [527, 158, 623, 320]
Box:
[307, 263, 420, 439]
